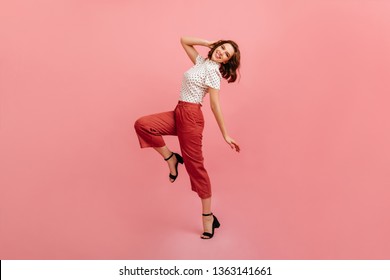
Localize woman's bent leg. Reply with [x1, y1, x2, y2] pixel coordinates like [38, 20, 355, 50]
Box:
[134, 110, 181, 181]
[134, 111, 176, 148]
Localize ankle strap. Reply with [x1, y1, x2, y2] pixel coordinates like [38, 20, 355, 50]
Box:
[202, 213, 213, 216]
[164, 153, 174, 161]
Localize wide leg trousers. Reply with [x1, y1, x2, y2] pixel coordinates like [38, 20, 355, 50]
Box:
[134, 101, 212, 199]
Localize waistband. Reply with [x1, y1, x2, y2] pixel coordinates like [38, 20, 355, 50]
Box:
[177, 101, 202, 108]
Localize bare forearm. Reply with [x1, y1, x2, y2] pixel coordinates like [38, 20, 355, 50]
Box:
[181, 36, 210, 47]
[211, 103, 228, 138]
[209, 90, 240, 152]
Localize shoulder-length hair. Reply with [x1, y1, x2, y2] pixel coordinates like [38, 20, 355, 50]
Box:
[207, 40, 241, 83]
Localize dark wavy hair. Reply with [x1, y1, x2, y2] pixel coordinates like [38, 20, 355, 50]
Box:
[207, 40, 241, 83]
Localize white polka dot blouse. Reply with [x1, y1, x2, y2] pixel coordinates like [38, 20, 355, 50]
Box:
[179, 55, 222, 104]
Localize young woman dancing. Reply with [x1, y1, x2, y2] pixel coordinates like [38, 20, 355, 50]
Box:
[134, 36, 241, 239]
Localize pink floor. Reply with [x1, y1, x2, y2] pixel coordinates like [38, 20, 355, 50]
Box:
[1, 0, 390, 259]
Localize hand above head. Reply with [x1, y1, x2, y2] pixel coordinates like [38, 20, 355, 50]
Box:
[224, 135, 240, 153]
[207, 40, 219, 48]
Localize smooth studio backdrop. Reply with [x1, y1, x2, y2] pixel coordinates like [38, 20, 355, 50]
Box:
[1, 0, 390, 259]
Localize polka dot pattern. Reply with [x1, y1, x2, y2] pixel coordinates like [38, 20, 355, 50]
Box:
[179, 55, 222, 104]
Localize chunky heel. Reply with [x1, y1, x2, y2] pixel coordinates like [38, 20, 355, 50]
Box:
[213, 216, 220, 228]
[164, 152, 184, 182]
[175, 153, 184, 164]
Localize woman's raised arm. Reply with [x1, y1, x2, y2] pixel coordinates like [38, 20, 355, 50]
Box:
[180, 36, 212, 64]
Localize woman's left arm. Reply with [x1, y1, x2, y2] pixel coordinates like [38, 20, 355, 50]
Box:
[209, 88, 240, 152]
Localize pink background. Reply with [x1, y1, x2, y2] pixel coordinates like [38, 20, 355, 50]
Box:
[1, 0, 390, 259]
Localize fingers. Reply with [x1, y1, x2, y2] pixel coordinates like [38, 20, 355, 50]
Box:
[229, 141, 240, 152]
[225, 136, 240, 152]
[208, 40, 218, 48]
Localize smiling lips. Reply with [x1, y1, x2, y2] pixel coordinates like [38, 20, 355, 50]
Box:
[215, 50, 222, 59]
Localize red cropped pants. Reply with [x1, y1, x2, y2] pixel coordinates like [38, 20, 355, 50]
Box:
[134, 101, 211, 199]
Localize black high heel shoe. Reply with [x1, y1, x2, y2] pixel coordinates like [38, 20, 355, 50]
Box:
[164, 152, 184, 182]
[201, 213, 220, 239]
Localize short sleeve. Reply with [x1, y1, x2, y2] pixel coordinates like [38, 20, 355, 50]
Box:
[205, 66, 221, 90]
[195, 55, 205, 65]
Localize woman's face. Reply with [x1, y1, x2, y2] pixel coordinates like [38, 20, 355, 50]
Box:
[211, 43, 235, 64]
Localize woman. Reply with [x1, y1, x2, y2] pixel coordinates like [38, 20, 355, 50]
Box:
[134, 36, 241, 239]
